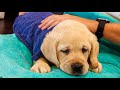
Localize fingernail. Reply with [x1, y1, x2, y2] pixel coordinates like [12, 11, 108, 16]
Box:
[38, 25, 42, 28]
[41, 28, 44, 30]
[41, 20, 44, 23]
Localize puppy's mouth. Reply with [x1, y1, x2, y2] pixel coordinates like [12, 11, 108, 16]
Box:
[60, 60, 89, 75]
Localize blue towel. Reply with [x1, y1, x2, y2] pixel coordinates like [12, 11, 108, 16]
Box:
[13, 12, 54, 61]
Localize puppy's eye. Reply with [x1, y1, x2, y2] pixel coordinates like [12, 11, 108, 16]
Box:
[61, 49, 70, 54]
[82, 47, 88, 53]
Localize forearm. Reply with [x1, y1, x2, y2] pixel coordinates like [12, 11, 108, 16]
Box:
[72, 15, 120, 45]
[68, 15, 99, 33]
[104, 23, 120, 45]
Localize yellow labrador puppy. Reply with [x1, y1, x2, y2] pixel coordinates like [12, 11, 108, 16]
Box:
[30, 20, 102, 75]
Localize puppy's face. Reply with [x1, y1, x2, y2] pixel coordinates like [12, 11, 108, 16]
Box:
[41, 20, 99, 75]
[57, 32, 91, 75]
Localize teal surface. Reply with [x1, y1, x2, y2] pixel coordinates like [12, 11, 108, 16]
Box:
[0, 12, 120, 78]
[64, 12, 120, 23]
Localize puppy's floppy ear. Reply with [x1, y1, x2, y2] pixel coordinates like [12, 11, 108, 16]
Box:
[88, 36, 99, 69]
[41, 37, 60, 68]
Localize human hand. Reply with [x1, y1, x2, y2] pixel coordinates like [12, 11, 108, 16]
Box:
[19, 12, 27, 16]
[38, 14, 76, 30]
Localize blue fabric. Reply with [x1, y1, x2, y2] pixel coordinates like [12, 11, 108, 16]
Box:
[13, 12, 54, 61]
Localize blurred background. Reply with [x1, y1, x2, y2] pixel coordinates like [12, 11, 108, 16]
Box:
[0, 12, 119, 34]
[0, 12, 64, 34]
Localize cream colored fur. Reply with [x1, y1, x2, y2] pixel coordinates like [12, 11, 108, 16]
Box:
[31, 20, 102, 75]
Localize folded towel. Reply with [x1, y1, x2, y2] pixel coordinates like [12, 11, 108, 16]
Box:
[105, 12, 120, 21]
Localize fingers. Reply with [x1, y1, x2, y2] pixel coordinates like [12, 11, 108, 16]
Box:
[19, 12, 27, 16]
[41, 14, 56, 23]
[38, 14, 56, 28]
[39, 19, 56, 30]
[47, 21, 60, 30]
[38, 14, 62, 30]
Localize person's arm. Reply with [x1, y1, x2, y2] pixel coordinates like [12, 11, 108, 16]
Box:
[70, 15, 120, 45]
[38, 14, 120, 45]
[103, 23, 120, 45]
[19, 12, 26, 15]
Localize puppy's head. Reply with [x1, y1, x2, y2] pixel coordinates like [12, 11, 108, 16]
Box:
[41, 20, 99, 75]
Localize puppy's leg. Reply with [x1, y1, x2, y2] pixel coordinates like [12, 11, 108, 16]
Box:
[89, 62, 102, 73]
[30, 57, 51, 73]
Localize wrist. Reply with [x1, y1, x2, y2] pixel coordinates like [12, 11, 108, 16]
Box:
[87, 20, 99, 33]
[95, 18, 110, 41]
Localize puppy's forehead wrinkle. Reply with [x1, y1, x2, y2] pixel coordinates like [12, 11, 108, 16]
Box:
[58, 44, 71, 50]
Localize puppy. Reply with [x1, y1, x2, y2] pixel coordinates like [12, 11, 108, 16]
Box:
[14, 12, 102, 75]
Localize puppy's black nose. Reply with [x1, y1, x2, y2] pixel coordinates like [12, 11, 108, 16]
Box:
[71, 63, 83, 74]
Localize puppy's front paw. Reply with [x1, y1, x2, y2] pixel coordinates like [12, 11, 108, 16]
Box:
[30, 62, 51, 73]
[90, 62, 102, 73]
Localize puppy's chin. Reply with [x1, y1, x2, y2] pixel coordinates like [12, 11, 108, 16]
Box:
[60, 60, 89, 75]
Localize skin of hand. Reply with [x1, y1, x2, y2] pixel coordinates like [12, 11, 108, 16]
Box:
[38, 14, 79, 30]
[19, 12, 27, 15]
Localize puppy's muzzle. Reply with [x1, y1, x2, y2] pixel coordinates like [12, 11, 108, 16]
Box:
[71, 63, 83, 75]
